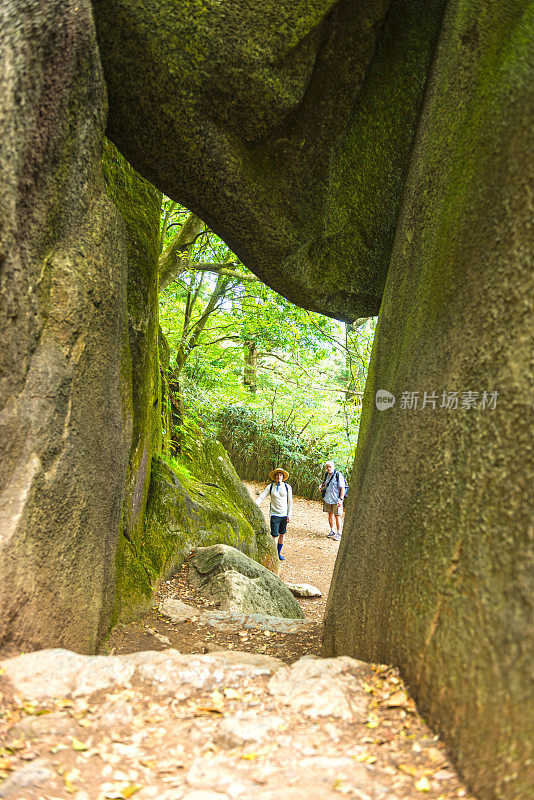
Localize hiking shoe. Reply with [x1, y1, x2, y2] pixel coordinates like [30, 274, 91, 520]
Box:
[334, 533, 342, 541]
[326, 530, 336, 539]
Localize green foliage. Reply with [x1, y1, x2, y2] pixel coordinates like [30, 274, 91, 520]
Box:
[217, 405, 350, 500]
[158, 199, 376, 481]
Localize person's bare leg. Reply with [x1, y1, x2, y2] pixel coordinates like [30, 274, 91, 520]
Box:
[327, 511, 336, 537]
[333, 508, 343, 540]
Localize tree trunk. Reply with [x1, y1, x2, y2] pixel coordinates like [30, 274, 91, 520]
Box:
[167, 367, 184, 454]
[344, 323, 358, 401]
[243, 340, 258, 392]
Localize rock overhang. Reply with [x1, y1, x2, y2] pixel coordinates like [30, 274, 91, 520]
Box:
[92, 0, 448, 322]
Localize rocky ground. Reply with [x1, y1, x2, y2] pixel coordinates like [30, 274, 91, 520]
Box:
[0, 485, 476, 800]
[99, 483, 334, 663]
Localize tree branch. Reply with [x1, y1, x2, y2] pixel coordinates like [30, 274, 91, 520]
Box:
[180, 261, 258, 282]
[159, 212, 206, 291]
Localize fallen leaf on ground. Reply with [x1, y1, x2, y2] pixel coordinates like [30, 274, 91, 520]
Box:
[383, 690, 409, 708]
[122, 784, 143, 798]
[415, 776, 431, 792]
[398, 763, 419, 777]
[223, 688, 242, 699]
[355, 752, 377, 763]
[192, 705, 224, 716]
[209, 689, 225, 711]
[333, 779, 353, 794]
[64, 767, 81, 792]
[72, 737, 88, 751]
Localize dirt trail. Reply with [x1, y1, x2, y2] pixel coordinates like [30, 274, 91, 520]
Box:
[103, 483, 339, 662]
[249, 480, 341, 620]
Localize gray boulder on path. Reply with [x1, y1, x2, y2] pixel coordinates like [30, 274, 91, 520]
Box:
[188, 545, 305, 619]
[286, 583, 322, 598]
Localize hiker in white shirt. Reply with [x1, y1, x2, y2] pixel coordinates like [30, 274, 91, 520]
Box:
[255, 467, 293, 561]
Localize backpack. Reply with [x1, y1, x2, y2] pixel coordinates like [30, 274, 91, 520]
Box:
[321, 471, 348, 502]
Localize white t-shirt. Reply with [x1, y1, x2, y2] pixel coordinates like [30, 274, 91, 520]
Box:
[256, 482, 293, 518]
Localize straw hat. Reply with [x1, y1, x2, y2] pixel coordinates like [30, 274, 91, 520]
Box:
[269, 467, 289, 481]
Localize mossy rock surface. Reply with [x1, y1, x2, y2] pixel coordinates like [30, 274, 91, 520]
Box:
[102, 140, 164, 627]
[94, 0, 447, 321]
[323, 3, 534, 798]
[117, 438, 278, 622]
[0, 0, 131, 654]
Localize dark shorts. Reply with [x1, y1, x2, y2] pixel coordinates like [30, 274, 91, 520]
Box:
[270, 515, 287, 537]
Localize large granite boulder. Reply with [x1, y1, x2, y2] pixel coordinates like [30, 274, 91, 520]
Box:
[0, 0, 132, 654]
[323, 3, 533, 799]
[93, 0, 447, 321]
[188, 545, 305, 619]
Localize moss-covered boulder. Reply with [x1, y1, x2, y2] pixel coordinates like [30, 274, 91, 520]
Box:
[93, 0, 447, 321]
[323, 3, 533, 798]
[117, 434, 278, 621]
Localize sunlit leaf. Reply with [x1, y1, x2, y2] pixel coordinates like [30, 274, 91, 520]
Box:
[64, 767, 81, 793]
[398, 764, 419, 777]
[223, 688, 242, 699]
[72, 737, 88, 751]
[122, 784, 143, 798]
[415, 777, 431, 792]
[384, 690, 409, 708]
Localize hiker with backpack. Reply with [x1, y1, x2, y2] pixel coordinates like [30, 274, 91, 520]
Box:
[255, 467, 293, 561]
[319, 461, 346, 541]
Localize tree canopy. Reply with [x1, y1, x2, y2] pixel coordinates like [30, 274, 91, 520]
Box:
[158, 200, 376, 476]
